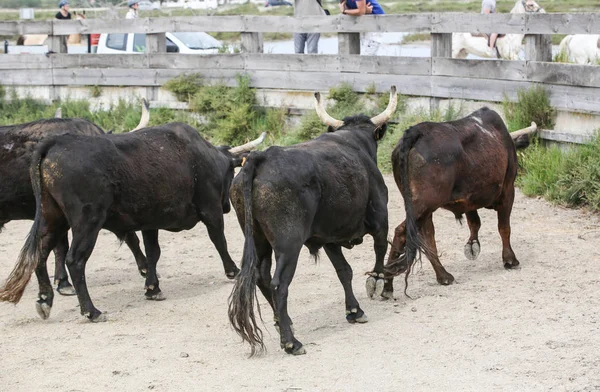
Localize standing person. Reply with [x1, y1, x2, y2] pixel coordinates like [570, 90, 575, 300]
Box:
[56, 1, 71, 53]
[126, 0, 139, 19]
[339, 0, 384, 56]
[56, 0, 71, 20]
[294, 0, 327, 54]
[482, 0, 498, 50]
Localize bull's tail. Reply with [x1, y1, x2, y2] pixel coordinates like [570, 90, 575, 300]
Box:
[228, 153, 265, 356]
[0, 140, 52, 303]
[391, 127, 430, 293]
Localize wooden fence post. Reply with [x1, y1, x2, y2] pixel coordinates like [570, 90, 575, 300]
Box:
[524, 34, 552, 62]
[241, 32, 263, 53]
[47, 33, 67, 102]
[430, 33, 452, 113]
[338, 33, 360, 55]
[146, 33, 166, 104]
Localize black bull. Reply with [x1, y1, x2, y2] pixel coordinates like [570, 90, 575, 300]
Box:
[0, 109, 149, 296]
[0, 123, 263, 321]
[228, 86, 399, 356]
[383, 107, 533, 298]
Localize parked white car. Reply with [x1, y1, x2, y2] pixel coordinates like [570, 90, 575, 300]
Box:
[138, 0, 160, 10]
[96, 32, 223, 54]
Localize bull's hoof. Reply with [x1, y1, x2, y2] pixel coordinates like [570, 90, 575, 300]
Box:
[464, 240, 481, 260]
[381, 290, 394, 300]
[56, 280, 76, 296]
[365, 273, 385, 299]
[85, 310, 107, 323]
[145, 286, 166, 301]
[346, 307, 368, 324]
[284, 342, 306, 356]
[226, 267, 240, 280]
[35, 300, 52, 320]
[437, 273, 455, 286]
[504, 259, 520, 269]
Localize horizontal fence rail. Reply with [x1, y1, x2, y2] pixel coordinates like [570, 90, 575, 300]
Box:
[2, 14, 600, 35]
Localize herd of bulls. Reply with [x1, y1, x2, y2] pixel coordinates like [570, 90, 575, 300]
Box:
[0, 86, 533, 356]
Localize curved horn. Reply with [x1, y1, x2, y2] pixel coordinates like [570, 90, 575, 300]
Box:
[314, 92, 344, 129]
[510, 121, 537, 140]
[229, 132, 267, 155]
[54, 107, 62, 119]
[130, 98, 150, 132]
[370, 86, 398, 126]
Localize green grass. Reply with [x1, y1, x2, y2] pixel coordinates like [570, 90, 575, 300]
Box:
[517, 134, 600, 211]
[502, 85, 555, 132]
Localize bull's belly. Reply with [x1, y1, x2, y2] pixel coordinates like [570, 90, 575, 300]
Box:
[105, 203, 199, 232]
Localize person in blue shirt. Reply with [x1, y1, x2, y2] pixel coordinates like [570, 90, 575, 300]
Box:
[339, 0, 385, 55]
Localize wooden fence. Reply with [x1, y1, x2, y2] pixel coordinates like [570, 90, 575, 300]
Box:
[2, 14, 600, 125]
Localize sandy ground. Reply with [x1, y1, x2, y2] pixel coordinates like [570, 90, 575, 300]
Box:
[0, 175, 599, 392]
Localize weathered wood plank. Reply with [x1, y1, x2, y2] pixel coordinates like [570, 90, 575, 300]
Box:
[51, 54, 149, 69]
[7, 14, 598, 35]
[432, 58, 527, 81]
[0, 20, 52, 35]
[149, 54, 245, 70]
[431, 33, 452, 58]
[0, 70, 53, 85]
[338, 33, 360, 55]
[0, 54, 52, 70]
[539, 129, 593, 144]
[524, 34, 552, 62]
[241, 32, 263, 53]
[526, 61, 600, 88]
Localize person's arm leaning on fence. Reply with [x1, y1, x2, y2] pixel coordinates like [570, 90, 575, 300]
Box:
[339, 0, 372, 15]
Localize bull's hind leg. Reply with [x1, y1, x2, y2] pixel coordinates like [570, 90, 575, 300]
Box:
[382, 221, 409, 300]
[141, 230, 165, 300]
[464, 211, 482, 260]
[203, 212, 240, 279]
[497, 187, 520, 269]
[366, 226, 389, 300]
[325, 244, 368, 324]
[53, 233, 76, 296]
[66, 213, 106, 322]
[271, 245, 304, 355]
[35, 222, 69, 319]
[124, 232, 148, 278]
[422, 214, 455, 285]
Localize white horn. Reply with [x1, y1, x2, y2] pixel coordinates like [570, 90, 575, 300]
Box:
[54, 107, 62, 118]
[229, 132, 267, 155]
[314, 92, 344, 129]
[130, 98, 150, 132]
[370, 86, 398, 126]
[510, 121, 537, 140]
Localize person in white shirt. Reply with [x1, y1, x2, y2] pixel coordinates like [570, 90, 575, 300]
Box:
[126, 0, 139, 19]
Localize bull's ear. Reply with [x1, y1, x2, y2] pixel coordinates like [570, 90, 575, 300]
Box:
[373, 123, 388, 141]
[327, 126, 336, 133]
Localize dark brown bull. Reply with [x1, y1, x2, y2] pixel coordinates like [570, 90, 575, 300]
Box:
[0, 102, 149, 296]
[383, 107, 535, 297]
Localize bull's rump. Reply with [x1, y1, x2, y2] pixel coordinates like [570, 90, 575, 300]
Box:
[0, 119, 105, 223]
[394, 108, 515, 213]
[234, 144, 377, 242]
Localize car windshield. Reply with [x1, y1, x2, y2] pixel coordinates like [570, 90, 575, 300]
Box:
[172, 32, 222, 50]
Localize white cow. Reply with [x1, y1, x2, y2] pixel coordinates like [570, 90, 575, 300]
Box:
[452, 0, 545, 60]
[558, 35, 600, 64]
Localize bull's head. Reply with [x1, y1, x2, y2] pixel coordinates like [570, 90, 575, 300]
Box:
[314, 85, 399, 140]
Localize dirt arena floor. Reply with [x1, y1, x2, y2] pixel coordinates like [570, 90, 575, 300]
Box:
[0, 174, 599, 391]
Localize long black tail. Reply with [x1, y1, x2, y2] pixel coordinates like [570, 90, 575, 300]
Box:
[392, 127, 429, 292]
[0, 139, 54, 303]
[228, 153, 264, 356]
